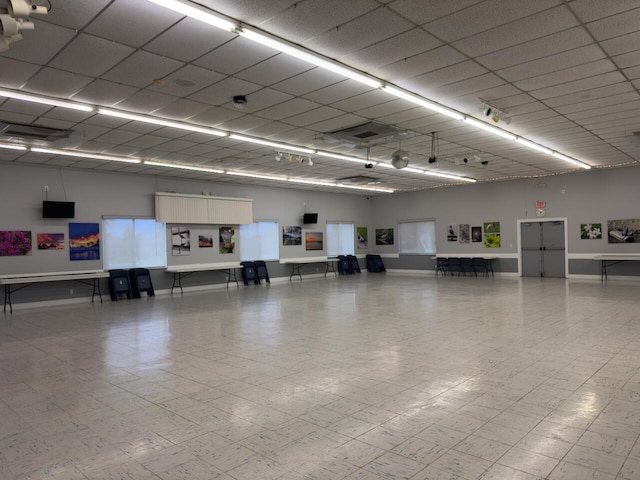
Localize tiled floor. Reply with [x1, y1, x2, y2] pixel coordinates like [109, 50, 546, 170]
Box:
[1, 274, 640, 479]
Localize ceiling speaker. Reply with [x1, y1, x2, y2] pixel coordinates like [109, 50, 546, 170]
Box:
[390, 150, 409, 169]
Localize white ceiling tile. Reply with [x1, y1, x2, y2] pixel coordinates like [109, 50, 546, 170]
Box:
[340, 28, 442, 70]
[93, 130, 142, 145]
[71, 80, 140, 107]
[374, 46, 468, 82]
[49, 34, 135, 77]
[144, 18, 235, 62]
[613, 50, 640, 68]
[272, 68, 345, 97]
[0, 58, 40, 89]
[187, 108, 246, 128]
[586, 7, 640, 41]
[564, 98, 640, 120]
[476, 27, 593, 71]
[624, 66, 640, 79]
[388, 0, 484, 24]
[124, 134, 169, 149]
[570, 0, 640, 22]
[194, 37, 276, 75]
[214, 114, 273, 132]
[282, 106, 344, 128]
[255, 98, 322, 121]
[113, 90, 179, 114]
[260, 0, 379, 43]
[307, 114, 369, 134]
[102, 51, 184, 88]
[601, 31, 640, 56]
[530, 71, 627, 100]
[432, 73, 506, 100]
[453, 6, 579, 57]
[303, 81, 375, 105]
[197, 0, 298, 25]
[40, 0, 111, 29]
[496, 45, 606, 82]
[22, 68, 93, 98]
[514, 59, 616, 91]
[331, 90, 394, 112]
[84, 0, 182, 47]
[153, 99, 213, 121]
[235, 54, 314, 86]
[304, 8, 414, 58]
[147, 65, 226, 98]
[0, 21, 76, 64]
[424, 0, 562, 42]
[402, 61, 488, 95]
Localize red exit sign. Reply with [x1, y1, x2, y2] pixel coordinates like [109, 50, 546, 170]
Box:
[536, 201, 546, 208]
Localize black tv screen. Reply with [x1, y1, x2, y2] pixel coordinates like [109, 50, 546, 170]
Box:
[303, 213, 318, 224]
[43, 201, 75, 219]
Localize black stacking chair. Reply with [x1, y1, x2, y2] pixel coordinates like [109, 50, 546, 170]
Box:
[254, 260, 270, 284]
[129, 268, 154, 298]
[347, 255, 361, 273]
[447, 258, 462, 276]
[241, 261, 257, 285]
[460, 258, 477, 276]
[435, 258, 449, 277]
[108, 269, 131, 301]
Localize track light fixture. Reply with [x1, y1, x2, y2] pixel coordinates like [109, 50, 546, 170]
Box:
[276, 151, 314, 166]
[481, 102, 511, 125]
[0, 0, 49, 52]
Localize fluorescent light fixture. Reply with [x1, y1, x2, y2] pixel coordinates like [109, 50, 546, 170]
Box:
[289, 178, 336, 187]
[31, 147, 142, 163]
[553, 152, 591, 170]
[383, 86, 464, 121]
[229, 134, 315, 154]
[336, 184, 395, 193]
[240, 29, 382, 89]
[0, 89, 95, 112]
[146, 0, 237, 31]
[402, 167, 426, 174]
[516, 137, 553, 155]
[424, 171, 477, 183]
[315, 151, 372, 164]
[226, 171, 288, 181]
[98, 108, 227, 137]
[464, 117, 517, 141]
[144, 160, 224, 173]
[0, 142, 27, 151]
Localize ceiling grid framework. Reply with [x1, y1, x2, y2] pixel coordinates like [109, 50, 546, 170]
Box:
[0, 0, 639, 194]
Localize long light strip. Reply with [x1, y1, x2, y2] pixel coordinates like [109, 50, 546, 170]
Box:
[553, 152, 591, 170]
[383, 86, 464, 121]
[0, 142, 28, 151]
[31, 147, 141, 163]
[0, 88, 95, 112]
[315, 151, 374, 165]
[144, 160, 224, 173]
[98, 108, 227, 137]
[516, 138, 553, 155]
[335, 184, 395, 193]
[146, 0, 237, 31]
[226, 171, 289, 181]
[240, 29, 382, 89]
[229, 134, 315, 154]
[376, 162, 476, 183]
[463, 117, 517, 141]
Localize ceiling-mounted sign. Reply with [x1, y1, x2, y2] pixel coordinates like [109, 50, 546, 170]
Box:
[536, 200, 546, 208]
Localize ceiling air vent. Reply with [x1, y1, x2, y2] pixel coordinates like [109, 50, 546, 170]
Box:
[320, 122, 414, 148]
[0, 121, 72, 145]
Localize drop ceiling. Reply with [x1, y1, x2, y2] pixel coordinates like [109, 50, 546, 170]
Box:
[1, 0, 639, 194]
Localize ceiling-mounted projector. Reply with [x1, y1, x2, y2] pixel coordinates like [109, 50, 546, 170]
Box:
[390, 150, 409, 169]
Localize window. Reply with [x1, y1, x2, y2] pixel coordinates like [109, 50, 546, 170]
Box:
[239, 221, 279, 261]
[326, 223, 354, 256]
[399, 220, 436, 254]
[103, 218, 166, 269]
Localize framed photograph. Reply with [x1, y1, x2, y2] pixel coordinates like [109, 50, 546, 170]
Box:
[283, 226, 302, 246]
[305, 232, 323, 250]
[171, 227, 190, 256]
[447, 223, 457, 242]
[472, 226, 482, 243]
[375, 228, 394, 245]
[458, 224, 470, 244]
[37, 233, 64, 250]
[357, 226, 368, 249]
[69, 223, 100, 260]
[0, 230, 32, 256]
[580, 223, 602, 240]
[198, 234, 213, 248]
[219, 227, 235, 254]
[607, 219, 639, 243]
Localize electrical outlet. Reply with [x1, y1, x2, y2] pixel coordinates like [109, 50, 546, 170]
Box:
[69, 289, 74, 295]
[44, 185, 49, 192]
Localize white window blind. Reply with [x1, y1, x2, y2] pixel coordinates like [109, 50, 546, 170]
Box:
[103, 219, 167, 269]
[327, 223, 354, 256]
[239, 222, 279, 261]
[399, 221, 436, 254]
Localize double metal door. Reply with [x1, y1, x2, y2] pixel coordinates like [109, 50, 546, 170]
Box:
[521, 221, 565, 277]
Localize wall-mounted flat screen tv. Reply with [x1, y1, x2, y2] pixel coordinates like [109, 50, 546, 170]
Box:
[43, 201, 75, 219]
[303, 213, 318, 224]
